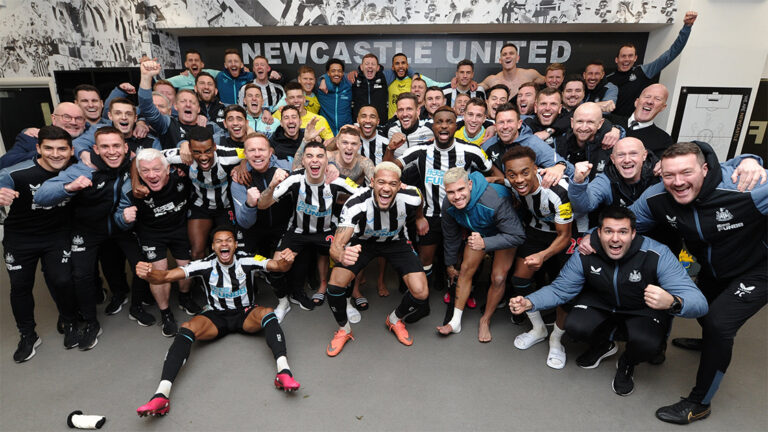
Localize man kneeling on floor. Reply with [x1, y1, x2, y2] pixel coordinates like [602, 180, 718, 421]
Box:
[134, 226, 300, 417]
[509, 206, 707, 396]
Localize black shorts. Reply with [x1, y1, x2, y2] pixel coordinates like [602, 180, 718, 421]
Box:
[418, 216, 443, 246]
[188, 205, 235, 225]
[138, 226, 191, 262]
[517, 227, 577, 264]
[337, 239, 424, 276]
[277, 231, 332, 256]
[201, 307, 253, 339]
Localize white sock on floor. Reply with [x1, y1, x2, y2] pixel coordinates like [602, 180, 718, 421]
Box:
[276, 356, 289, 373]
[277, 296, 290, 310]
[156, 380, 172, 398]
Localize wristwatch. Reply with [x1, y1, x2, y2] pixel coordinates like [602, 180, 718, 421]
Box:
[545, 127, 555, 136]
[668, 296, 683, 315]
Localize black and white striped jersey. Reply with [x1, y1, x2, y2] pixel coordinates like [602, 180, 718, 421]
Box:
[381, 119, 435, 159]
[163, 146, 243, 210]
[359, 133, 390, 165]
[398, 143, 493, 218]
[273, 172, 359, 234]
[514, 176, 589, 234]
[238, 81, 285, 112]
[182, 251, 270, 311]
[441, 85, 486, 106]
[339, 186, 422, 242]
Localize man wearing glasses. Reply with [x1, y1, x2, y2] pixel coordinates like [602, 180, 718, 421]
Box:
[1, 103, 87, 170]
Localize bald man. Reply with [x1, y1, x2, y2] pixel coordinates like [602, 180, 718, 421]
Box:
[1, 103, 86, 169]
[553, 102, 620, 182]
[606, 84, 673, 159]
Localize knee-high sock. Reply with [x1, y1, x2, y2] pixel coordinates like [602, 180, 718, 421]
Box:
[261, 312, 287, 360]
[404, 294, 430, 323]
[395, 291, 424, 320]
[159, 327, 195, 390]
[327, 284, 348, 326]
[511, 276, 534, 297]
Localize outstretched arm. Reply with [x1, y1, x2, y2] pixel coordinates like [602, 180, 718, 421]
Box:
[135, 261, 187, 284]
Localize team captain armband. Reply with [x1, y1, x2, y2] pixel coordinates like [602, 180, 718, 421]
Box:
[558, 202, 573, 220]
[236, 148, 245, 159]
[253, 254, 267, 261]
[344, 177, 359, 189]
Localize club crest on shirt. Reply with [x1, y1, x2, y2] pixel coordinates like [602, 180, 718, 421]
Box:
[628, 270, 642, 282]
[5, 253, 14, 264]
[72, 235, 84, 246]
[715, 208, 733, 222]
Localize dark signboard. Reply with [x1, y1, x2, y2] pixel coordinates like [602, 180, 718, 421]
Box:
[179, 32, 648, 82]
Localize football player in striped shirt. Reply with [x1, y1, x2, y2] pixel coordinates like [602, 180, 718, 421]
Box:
[134, 226, 300, 418]
[502, 146, 588, 370]
[325, 162, 429, 356]
[385, 106, 501, 291]
[257, 141, 358, 322]
[357, 105, 389, 166]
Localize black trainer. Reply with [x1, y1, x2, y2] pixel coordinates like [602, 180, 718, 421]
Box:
[576, 341, 618, 369]
[612, 354, 635, 396]
[57, 316, 65, 334]
[105, 295, 127, 315]
[129, 305, 156, 326]
[79, 321, 102, 351]
[13, 333, 41, 363]
[178, 293, 202, 315]
[62, 322, 79, 349]
[161, 311, 177, 337]
[649, 344, 667, 365]
[289, 291, 315, 311]
[655, 397, 711, 424]
[671, 337, 703, 351]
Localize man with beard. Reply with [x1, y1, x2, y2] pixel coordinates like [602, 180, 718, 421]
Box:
[324, 162, 429, 355]
[385, 106, 499, 291]
[269, 105, 305, 169]
[561, 76, 586, 114]
[257, 141, 358, 322]
[482, 103, 572, 187]
[442, 59, 485, 107]
[350, 53, 388, 120]
[582, 61, 618, 113]
[607, 11, 697, 116]
[524, 87, 571, 145]
[380, 93, 434, 159]
[357, 105, 389, 165]
[515, 82, 537, 119]
[1, 102, 87, 169]
[510, 206, 707, 395]
[438, 167, 525, 342]
[0, 126, 80, 361]
[606, 84, 674, 159]
[34, 127, 141, 350]
[134, 226, 300, 418]
[217, 49, 254, 106]
[115, 147, 195, 337]
[316, 58, 353, 135]
[195, 72, 226, 129]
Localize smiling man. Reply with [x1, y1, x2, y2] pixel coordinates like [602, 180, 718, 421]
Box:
[316, 58, 353, 135]
[0, 126, 80, 361]
[478, 43, 545, 97]
[582, 61, 618, 113]
[217, 49, 254, 106]
[167, 49, 220, 90]
[515, 82, 537, 117]
[324, 162, 429, 355]
[241, 85, 277, 137]
[134, 225, 300, 418]
[553, 102, 620, 181]
[381, 93, 434, 159]
[195, 72, 226, 129]
[238, 55, 284, 113]
[455, 98, 489, 146]
[73, 84, 106, 127]
[524, 87, 571, 144]
[510, 206, 707, 395]
[607, 84, 674, 158]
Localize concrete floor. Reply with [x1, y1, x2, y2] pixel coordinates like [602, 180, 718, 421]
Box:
[0, 256, 766, 432]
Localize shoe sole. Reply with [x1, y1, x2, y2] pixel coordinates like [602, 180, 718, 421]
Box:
[79, 328, 103, 351]
[578, 344, 619, 369]
[129, 313, 155, 327]
[63, 334, 79, 350]
[106, 298, 128, 315]
[178, 304, 199, 316]
[656, 409, 711, 425]
[14, 337, 42, 363]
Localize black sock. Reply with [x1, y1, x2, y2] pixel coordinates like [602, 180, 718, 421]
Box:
[405, 295, 430, 323]
[395, 291, 420, 319]
[160, 327, 195, 383]
[268, 272, 290, 298]
[262, 312, 287, 359]
[511, 276, 534, 297]
[326, 284, 348, 326]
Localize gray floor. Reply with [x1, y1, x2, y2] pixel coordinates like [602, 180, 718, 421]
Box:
[0, 255, 766, 432]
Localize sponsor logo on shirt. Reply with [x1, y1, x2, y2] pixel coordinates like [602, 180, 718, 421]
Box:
[425, 168, 445, 185]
